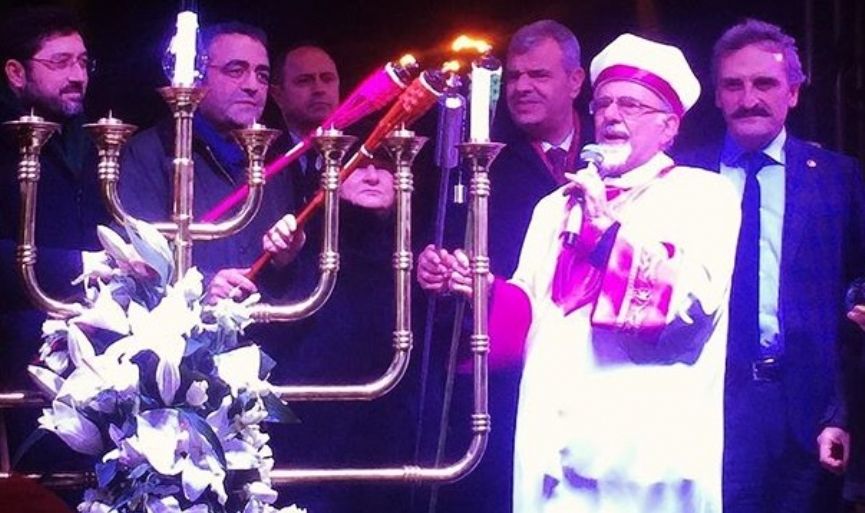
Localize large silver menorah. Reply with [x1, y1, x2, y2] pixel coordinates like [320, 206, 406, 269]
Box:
[0, 82, 502, 488]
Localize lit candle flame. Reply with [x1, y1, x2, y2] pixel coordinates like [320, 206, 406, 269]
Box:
[451, 35, 492, 54]
[399, 54, 417, 67]
[441, 60, 461, 74]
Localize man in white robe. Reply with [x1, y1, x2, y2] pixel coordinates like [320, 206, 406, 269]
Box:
[418, 33, 741, 512]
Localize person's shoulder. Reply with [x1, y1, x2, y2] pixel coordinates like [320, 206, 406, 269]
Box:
[671, 141, 723, 171]
[533, 184, 570, 211]
[125, 118, 171, 152]
[788, 136, 860, 170]
[665, 163, 739, 209]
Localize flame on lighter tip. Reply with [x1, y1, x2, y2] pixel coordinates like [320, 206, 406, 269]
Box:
[451, 35, 492, 54]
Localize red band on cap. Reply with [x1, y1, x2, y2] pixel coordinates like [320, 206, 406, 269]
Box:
[595, 64, 684, 117]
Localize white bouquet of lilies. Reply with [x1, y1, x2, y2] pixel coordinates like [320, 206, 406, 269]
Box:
[27, 221, 304, 513]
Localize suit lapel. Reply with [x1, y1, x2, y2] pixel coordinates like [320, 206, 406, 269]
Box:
[780, 138, 810, 272]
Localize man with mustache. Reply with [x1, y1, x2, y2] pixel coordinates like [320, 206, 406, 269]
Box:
[270, 44, 340, 206]
[679, 19, 865, 513]
[419, 33, 740, 513]
[416, 20, 586, 513]
[119, 21, 301, 303]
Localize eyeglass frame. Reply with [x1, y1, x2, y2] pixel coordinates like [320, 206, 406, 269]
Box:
[207, 60, 271, 86]
[588, 95, 671, 117]
[28, 54, 95, 74]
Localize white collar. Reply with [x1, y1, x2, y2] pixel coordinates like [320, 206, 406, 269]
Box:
[605, 152, 674, 190]
[540, 129, 575, 152]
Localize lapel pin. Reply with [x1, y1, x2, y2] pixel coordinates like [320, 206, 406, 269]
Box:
[806, 159, 817, 168]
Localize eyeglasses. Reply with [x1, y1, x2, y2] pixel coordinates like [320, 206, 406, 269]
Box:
[208, 61, 270, 85]
[589, 96, 669, 117]
[30, 55, 95, 74]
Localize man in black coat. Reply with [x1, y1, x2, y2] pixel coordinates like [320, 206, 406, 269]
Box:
[118, 21, 300, 303]
[0, 6, 104, 388]
[0, 6, 103, 480]
[676, 18, 865, 513]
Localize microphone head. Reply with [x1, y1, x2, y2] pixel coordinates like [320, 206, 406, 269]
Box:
[579, 143, 632, 177]
[579, 143, 604, 165]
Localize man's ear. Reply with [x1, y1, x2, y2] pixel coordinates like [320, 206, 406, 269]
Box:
[4, 59, 27, 91]
[662, 113, 681, 146]
[569, 67, 586, 100]
[789, 83, 800, 109]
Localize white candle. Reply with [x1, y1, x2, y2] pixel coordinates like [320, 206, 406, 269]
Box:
[171, 10, 199, 86]
[469, 61, 491, 142]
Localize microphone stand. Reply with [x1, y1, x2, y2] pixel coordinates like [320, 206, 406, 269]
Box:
[412, 92, 465, 512]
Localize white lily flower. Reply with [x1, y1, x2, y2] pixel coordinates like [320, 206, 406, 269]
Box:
[28, 365, 65, 398]
[143, 491, 216, 513]
[38, 400, 103, 455]
[97, 225, 137, 266]
[210, 293, 260, 334]
[213, 345, 267, 395]
[156, 358, 181, 405]
[135, 409, 227, 503]
[42, 319, 67, 337]
[185, 380, 209, 407]
[240, 424, 270, 450]
[66, 323, 97, 370]
[145, 495, 181, 513]
[77, 499, 112, 513]
[277, 506, 307, 513]
[135, 409, 184, 475]
[73, 282, 130, 335]
[175, 267, 204, 302]
[206, 396, 234, 440]
[245, 481, 278, 504]
[53, 347, 140, 408]
[126, 219, 174, 285]
[124, 289, 197, 405]
[44, 350, 69, 374]
[223, 437, 258, 470]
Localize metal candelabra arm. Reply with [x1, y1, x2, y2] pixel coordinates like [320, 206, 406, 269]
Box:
[3, 114, 83, 319]
[248, 128, 356, 324]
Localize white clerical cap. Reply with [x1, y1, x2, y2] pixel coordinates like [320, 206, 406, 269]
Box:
[589, 33, 701, 117]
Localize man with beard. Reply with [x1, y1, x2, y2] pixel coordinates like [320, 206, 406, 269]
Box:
[0, 6, 106, 488]
[416, 20, 585, 513]
[419, 33, 740, 513]
[678, 18, 865, 513]
[270, 44, 339, 205]
[119, 21, 301, 303]
[0, 6, 105, 386]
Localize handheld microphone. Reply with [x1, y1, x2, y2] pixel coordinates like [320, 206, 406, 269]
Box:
[562, 145, 606, 246]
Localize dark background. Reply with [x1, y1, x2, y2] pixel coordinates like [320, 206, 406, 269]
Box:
[1, 0, 862, 159]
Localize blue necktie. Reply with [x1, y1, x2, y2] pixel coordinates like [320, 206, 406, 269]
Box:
[729, 152, 768, 365]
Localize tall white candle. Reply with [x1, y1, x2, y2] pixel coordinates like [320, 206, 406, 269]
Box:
[469, 61, 491, 142]
[171, 10, 199, 87]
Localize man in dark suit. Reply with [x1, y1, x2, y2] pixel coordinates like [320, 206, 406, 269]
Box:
[0, 6, 104, 388]
[417, 19, 586, 513]
[678, 18, 865, 513]
[269, 44, 340, 206]
[0, 6, 103, 481]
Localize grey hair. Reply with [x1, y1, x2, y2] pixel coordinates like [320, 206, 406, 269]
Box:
[508, 19, 581, 72]
[712, 18, 806, 86]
